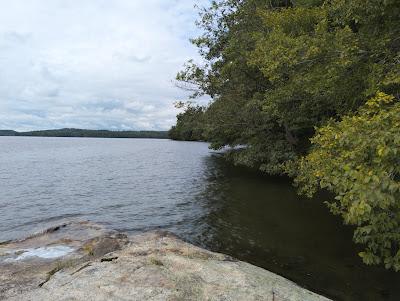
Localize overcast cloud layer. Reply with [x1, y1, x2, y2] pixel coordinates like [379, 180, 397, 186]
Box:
[0, 0, 208, 131]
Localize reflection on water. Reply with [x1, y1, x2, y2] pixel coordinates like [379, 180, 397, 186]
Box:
[186, 155, 400, 301]
[0, 137, 399, 301]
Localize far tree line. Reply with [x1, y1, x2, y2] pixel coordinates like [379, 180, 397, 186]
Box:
[0, 128, 168, 139]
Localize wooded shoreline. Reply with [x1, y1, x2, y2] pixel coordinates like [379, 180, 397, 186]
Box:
[0, 128, 168, 139]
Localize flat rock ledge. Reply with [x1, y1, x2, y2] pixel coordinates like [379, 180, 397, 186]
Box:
[2, 230, 331, 301]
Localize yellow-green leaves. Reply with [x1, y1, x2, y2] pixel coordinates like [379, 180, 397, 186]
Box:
[293, 92, 400, 270]
[173, 0, 400, 269]
[366, 92, 395, 110]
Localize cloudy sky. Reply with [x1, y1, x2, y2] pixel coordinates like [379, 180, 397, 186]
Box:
[0, 0, 209, 131]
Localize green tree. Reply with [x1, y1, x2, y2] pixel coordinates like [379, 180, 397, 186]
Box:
[174, 0, 399, 173]
[290, 92, 400, 270]
[168, 102, 206, 141]
[176, 0, 298, 172]
[171, 0, 400, 269]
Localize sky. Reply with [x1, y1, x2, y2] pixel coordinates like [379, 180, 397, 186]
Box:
[0, 0, 209, 131]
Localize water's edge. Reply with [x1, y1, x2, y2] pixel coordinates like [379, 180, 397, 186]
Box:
[2, 137, 399, 300]
[0, 221, 330, 301]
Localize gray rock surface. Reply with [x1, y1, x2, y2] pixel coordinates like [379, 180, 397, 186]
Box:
[0, 221, 128, 299]
[2, 229, 331, 301]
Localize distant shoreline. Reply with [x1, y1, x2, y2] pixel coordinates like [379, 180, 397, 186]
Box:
[0, 128, 169, 139]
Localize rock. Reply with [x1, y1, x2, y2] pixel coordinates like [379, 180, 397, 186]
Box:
[0, 221, 127, 299]
[3, 230, 331, 301]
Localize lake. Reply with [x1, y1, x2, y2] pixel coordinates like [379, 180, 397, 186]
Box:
[0, 137, 399, 300]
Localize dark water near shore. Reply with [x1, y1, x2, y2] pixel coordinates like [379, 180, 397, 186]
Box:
[0, 137, 399, 300]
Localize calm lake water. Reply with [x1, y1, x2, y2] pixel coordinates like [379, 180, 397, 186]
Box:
[0, 137, 399, 300]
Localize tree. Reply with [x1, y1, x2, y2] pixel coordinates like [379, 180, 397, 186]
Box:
[171, 0, 400, 269]
[168, 102, 206, 141]
[174, 0, 399, 174]
[290, 92, 400, 270]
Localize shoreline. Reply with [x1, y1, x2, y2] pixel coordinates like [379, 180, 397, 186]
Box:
[0, 221, 330, 301]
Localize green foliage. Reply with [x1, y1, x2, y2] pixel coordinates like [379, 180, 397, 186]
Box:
[171, 0, 400, 269]
[173, 0, 399, 173]
[168, 103, 206, 141]
[291, 92, 400, 270]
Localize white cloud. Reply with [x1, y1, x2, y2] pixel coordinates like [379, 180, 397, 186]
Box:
[0, 0, 209, 131]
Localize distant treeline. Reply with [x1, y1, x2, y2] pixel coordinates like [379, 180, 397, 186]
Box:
[0, 128, 168, 139]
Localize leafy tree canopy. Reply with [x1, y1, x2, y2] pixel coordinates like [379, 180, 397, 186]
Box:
[170, 0, 400, 269]
[290, 92, 400, 270]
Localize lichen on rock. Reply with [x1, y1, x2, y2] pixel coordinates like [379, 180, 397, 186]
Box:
[1, 224, 330, 301]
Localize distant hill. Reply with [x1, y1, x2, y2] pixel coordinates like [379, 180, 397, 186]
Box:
[0, 130, 18, 136]
[0, 128, 169, 139]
